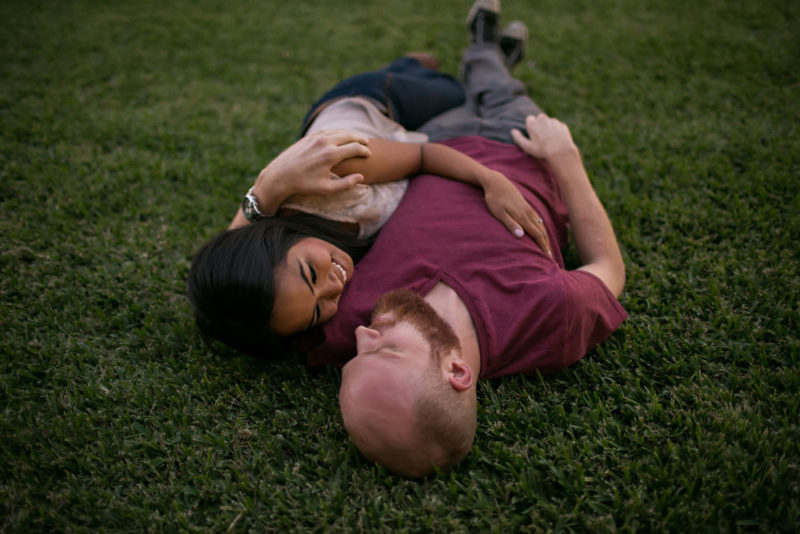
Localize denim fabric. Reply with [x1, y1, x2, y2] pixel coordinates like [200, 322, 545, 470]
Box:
[300, 57, 465, 135]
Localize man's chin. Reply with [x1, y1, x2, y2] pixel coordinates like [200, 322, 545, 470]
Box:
[368, 312, 397, 329]
[370, 288, 460, 358]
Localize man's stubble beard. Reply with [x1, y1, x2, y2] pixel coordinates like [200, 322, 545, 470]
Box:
[370, 288, 461, 361]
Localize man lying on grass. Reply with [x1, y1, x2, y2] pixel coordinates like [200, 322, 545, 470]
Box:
[302, 2, 627, 477]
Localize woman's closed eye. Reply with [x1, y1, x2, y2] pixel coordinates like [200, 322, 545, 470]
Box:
[308, 265, 321, 324]
[298, 260, 321, 329]
[305, 298, 321, 330]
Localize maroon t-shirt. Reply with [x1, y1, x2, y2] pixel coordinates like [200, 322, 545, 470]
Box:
[305, 136, 627, 379]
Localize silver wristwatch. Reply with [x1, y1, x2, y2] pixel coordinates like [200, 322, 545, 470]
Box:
[241, 187, 264, 222]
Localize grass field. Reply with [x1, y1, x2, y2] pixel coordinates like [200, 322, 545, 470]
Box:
[1, 0, 798, 531]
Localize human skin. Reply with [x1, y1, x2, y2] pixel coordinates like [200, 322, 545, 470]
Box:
[269, 237, 354, 336]
[338, 116, 625, 476]
[511, 114, 625, 297]
[229, 126, 562, 336]
[232, 131, 553, 255]
[230, 130, 372, 229]
[342, 282, 480, 401]
[341, 115, 624, 398]
[339, 287, 478, 477]
[331, 138, 551, 253]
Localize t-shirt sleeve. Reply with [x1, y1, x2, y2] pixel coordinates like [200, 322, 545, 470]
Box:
[558, 269, 627, 369]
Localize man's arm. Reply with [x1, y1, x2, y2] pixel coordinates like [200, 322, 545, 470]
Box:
[229, 130, 372, 229]
[512, 114, 625, 297]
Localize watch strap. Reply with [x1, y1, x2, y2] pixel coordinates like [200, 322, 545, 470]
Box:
[242, 187, 264, 222]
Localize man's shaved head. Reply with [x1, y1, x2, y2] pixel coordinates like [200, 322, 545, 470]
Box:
[339, 289, 476, 477]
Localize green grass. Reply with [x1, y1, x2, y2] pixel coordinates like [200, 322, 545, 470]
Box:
[1, 0, 798, 531]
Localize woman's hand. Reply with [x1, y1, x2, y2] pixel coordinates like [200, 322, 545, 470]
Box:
[482, 171, 553, 257]
[253, 130, 372, 214]
[511, 113, 578, 162]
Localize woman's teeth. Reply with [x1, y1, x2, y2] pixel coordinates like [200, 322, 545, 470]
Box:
[332, 260, 347, 283]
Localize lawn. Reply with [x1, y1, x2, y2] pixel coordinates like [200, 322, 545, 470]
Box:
[1, 0, 798, 531]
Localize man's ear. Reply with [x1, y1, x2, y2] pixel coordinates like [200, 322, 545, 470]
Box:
[446, 355, 473, 391]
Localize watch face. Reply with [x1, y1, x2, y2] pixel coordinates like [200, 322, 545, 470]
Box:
[242, 195, 259, 221]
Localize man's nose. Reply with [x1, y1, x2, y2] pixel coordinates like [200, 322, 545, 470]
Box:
[355, 325, 381, 352]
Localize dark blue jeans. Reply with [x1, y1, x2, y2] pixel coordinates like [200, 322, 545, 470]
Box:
[300, 57, 465, 135]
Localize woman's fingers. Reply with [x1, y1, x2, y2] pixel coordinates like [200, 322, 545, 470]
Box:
[504, 209, 553, 258]
[530, 218, 553, 258]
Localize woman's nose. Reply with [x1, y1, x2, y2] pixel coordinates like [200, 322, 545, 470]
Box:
[319, 267, 344, 298]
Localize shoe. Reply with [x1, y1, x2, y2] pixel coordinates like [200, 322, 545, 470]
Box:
[467, 0, 501, 44]
[404, 52, 439, 71]
[500, 20, 528, 69]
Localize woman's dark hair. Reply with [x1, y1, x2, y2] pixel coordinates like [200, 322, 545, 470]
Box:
[187, 213, 373, 359]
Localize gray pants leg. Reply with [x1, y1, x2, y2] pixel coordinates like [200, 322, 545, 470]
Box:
[419, 43, 543, 143]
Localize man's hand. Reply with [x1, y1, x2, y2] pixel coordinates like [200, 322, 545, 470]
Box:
[254, 130, 372, 212]
[229, 130, 372, 229]
[481, 171, 552, 257]
[514, 114, 625, 297]
[511, 114, 577, 162]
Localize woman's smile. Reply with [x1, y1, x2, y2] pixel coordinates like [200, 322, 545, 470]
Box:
[332, 259, 348, 284]
[269, 237, 354, 336]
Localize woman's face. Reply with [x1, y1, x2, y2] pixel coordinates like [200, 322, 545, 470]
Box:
[270, 237, 354, 336]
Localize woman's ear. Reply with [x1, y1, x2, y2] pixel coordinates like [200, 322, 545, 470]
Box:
[447, 356, 473, 391]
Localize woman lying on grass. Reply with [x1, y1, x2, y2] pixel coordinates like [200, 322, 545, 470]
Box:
[188, 53, 551, 358]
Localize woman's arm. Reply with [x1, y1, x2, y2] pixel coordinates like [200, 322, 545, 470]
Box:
[333, 138, 553, 256]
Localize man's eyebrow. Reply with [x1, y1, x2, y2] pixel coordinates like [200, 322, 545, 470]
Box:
[297, 260, 317, 328]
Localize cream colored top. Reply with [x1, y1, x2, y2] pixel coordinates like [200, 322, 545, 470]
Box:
[282, 96, 428, 238]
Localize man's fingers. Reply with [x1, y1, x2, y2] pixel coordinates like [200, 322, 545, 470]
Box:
[527, 113, 548, 127]
[311, 130, 372, 164]
[326, 173, 364, 192]
[511, 129, 534, 155]
[511, 128, 527, 147]
[334, 141, 371, 161]
[316, 129, 371, 148]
